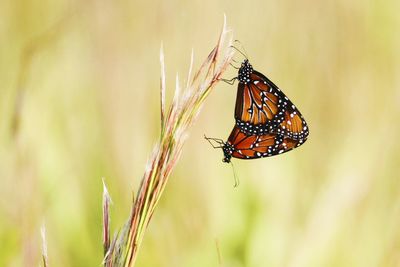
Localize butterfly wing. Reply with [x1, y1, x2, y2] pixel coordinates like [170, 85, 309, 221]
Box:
[234, 71, 282, 126]
[227, 126, 306, 160]
[278, 104, 309, 140]
[235, 69, 309, 140]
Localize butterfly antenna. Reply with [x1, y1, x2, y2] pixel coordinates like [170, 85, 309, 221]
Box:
[233, 40, 249, 59]
[230, 161, 240, 188]
[229, 45, 248, 60]
[229, 62, 240, 69]
[215, 239, 223, 266]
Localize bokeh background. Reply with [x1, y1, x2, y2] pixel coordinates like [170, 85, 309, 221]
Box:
[1, 0, 400, 266]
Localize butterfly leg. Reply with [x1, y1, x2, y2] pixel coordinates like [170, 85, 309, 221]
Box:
[204, 135, 224, 148]
[221, 77, 238, 85]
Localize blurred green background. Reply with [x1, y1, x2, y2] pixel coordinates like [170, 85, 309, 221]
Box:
[1, 0, 400, 266]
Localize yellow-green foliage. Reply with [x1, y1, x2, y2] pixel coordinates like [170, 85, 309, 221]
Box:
[1, 0, 400, 266]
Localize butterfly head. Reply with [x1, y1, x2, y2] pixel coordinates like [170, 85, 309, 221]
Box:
[204, 135, 233, 163]
[222, 142, 234, 163]
[238, 59, 253, 84]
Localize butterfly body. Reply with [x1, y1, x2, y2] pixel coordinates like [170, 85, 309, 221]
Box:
[237, 59, 253, 84]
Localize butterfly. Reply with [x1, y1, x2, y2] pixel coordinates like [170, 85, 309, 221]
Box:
[233, 59, 309, 141]
[205, 125, 306, 164]
[205, 56, 309, 164]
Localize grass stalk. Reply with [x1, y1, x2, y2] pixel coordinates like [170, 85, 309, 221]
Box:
[103, 17, 234, 266]
[41, 224, 49, 267]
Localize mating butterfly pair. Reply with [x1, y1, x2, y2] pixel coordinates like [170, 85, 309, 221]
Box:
[206, 59, 309, 163]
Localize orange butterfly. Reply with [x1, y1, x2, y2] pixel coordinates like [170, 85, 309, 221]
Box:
[205, 126, 305, 163]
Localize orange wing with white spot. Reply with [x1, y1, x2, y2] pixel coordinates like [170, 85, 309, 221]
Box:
[278, 104, 309, 140]
[235, 68, 309, 141]
[235, 71, 283, 127]
[226, 126, 306, 160]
